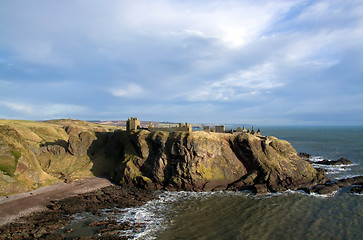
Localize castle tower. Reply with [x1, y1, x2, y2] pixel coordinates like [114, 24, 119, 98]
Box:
[126, 117, 140, 131]
[215, 125, 225, 133]
[256, 128, 261, 136]
[242, 126, 247, 133]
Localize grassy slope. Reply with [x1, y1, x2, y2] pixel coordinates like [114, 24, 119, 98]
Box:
[0, 119, 122, 196]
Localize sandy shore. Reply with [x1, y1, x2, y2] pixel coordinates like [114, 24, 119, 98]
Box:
[0, 177, 113, 227]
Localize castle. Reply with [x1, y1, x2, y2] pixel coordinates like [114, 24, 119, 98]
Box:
[203, 125, 260, 135]
[126, 117, 192, 132]
[126, 117, 140, 131]
[126, 117, 260, 135]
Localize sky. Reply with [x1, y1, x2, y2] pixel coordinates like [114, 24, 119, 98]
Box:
[1, 0, 363, 125]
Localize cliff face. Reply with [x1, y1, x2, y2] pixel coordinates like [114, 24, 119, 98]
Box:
[0, 120, 326, 195]
[112, 131, 326, 192]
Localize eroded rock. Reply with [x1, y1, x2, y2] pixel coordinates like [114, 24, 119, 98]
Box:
[112, 131, 327, 192]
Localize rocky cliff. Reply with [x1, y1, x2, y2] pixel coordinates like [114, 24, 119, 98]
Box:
[111, 130, 326, 193]
[0, 119, 326, 195]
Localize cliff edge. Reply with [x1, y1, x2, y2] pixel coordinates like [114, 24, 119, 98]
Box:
[112, 130, 326, 193]
[0, 120, 326, 195]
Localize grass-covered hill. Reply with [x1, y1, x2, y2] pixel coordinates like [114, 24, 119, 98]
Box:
[0, 119, 123, 196]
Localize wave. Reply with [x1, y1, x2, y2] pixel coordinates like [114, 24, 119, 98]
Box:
[106, 190, 340, 239]
[310, 156, 358, 178]
[68, 186, 359, 239]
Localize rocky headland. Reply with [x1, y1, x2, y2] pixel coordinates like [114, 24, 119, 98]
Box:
[112, 130, 327, 193]
[0, 119, 328, 196]
[1, 119, 362, 197]
[1, 119, 362, 238]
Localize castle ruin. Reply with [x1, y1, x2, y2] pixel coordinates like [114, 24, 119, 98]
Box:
[148, 122, 192, 133]
[126, 117, 140, 131]
[202, 124, 261, 136]
[126, 117, 260, 135]
[126, 117, 192, 132]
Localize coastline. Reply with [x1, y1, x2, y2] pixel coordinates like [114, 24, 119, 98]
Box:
[0, 178, 156, 239]
[0, 177, 113, 227]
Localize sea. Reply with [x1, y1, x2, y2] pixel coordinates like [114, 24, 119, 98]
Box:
[65, 126, 363, 240]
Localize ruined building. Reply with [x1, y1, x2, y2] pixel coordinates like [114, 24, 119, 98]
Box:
[203, 125, 225, 133]
[215, 125, 225, 133]
[203, 126, 210, 132]
[126, 117, 192, 132]
[202, 124, 261, 136]
[148, 122, 192, 133]
[126, 117, 140, 131]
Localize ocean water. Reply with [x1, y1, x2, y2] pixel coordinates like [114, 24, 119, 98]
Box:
[153, 127, 363, 240]
[67, 127, 363, 239]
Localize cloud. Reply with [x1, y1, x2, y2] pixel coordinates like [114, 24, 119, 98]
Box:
[0, 102, 34, 115]
[186, 63, 282, 102]
[0, 101, 88, 119]
[109, 83, 144, 98]
[0, 1, 363, 125]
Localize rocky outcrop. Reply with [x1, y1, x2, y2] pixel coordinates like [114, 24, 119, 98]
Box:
[67, 131, 96, 156]
[299, 152, 353, 166]
[303, 176, 363, 194]
[111, 131, 326, 193]
[313, 158, 353, 166]
[0, 119, 329, 195]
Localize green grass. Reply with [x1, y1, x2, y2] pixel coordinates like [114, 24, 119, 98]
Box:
[0, 153, 19, 177]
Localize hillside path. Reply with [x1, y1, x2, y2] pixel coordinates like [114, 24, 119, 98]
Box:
[0, 177, 113, 226]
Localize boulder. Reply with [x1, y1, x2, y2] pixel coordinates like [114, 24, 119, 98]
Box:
[311, 183, 340, 194]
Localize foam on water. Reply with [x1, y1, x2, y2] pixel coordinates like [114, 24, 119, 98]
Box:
[97, 191, 260, 239]
[310, 155, 358, 179]
[108, 189, 345, 239]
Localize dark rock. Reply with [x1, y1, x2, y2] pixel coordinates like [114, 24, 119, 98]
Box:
[312, 183, 340, 194]
[336, 176, 363, 186]
[304, 176, 363, 195]
[314, 158, 353, 166]
[254, 184, 268, 194]
[58, 172, 71, 183]
[0, 185, 155, 239]
[299, 152, 312, 160]
[351, 185, 363, 194]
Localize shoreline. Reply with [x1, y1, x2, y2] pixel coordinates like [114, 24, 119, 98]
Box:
[0, 180, 156, 239]
[0, 177, 113, 227]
